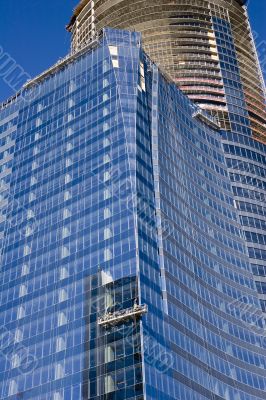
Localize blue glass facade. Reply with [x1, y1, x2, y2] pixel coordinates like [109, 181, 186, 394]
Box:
[0, 30, 142, 399]
[0, 28, 265, 400]
[66, 0, 266, 314]
[210, 15, 266, 314]
[144, 61, 266, 400]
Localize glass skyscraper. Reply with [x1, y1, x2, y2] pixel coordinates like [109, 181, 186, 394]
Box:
[68, 0, 266, 315]
[0, 5, 265, 400]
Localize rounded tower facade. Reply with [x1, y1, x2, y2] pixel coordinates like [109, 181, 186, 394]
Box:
[67, 0, 265, 142]
[68, 0, 266, 315]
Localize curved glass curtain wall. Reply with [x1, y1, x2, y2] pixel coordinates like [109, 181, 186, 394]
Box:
[143, 57, 266, 400]
[211, 15, 266, 314]
[0, 27, 265, 400]
[67, 0, 266, 313]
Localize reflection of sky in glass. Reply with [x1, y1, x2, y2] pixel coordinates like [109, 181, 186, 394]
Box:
[0, 27, 265, 400]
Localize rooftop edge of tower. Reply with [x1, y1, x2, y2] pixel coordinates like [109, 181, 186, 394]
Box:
[66, 0, 249, 31]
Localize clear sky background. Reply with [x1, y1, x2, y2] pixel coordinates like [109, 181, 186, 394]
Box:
[0, 0, 265, 102]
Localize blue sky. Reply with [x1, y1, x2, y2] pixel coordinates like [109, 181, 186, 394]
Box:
[0, 0, 265, 102]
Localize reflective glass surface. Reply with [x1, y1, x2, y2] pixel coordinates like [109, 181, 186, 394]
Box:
[0, 28, 265, 400]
